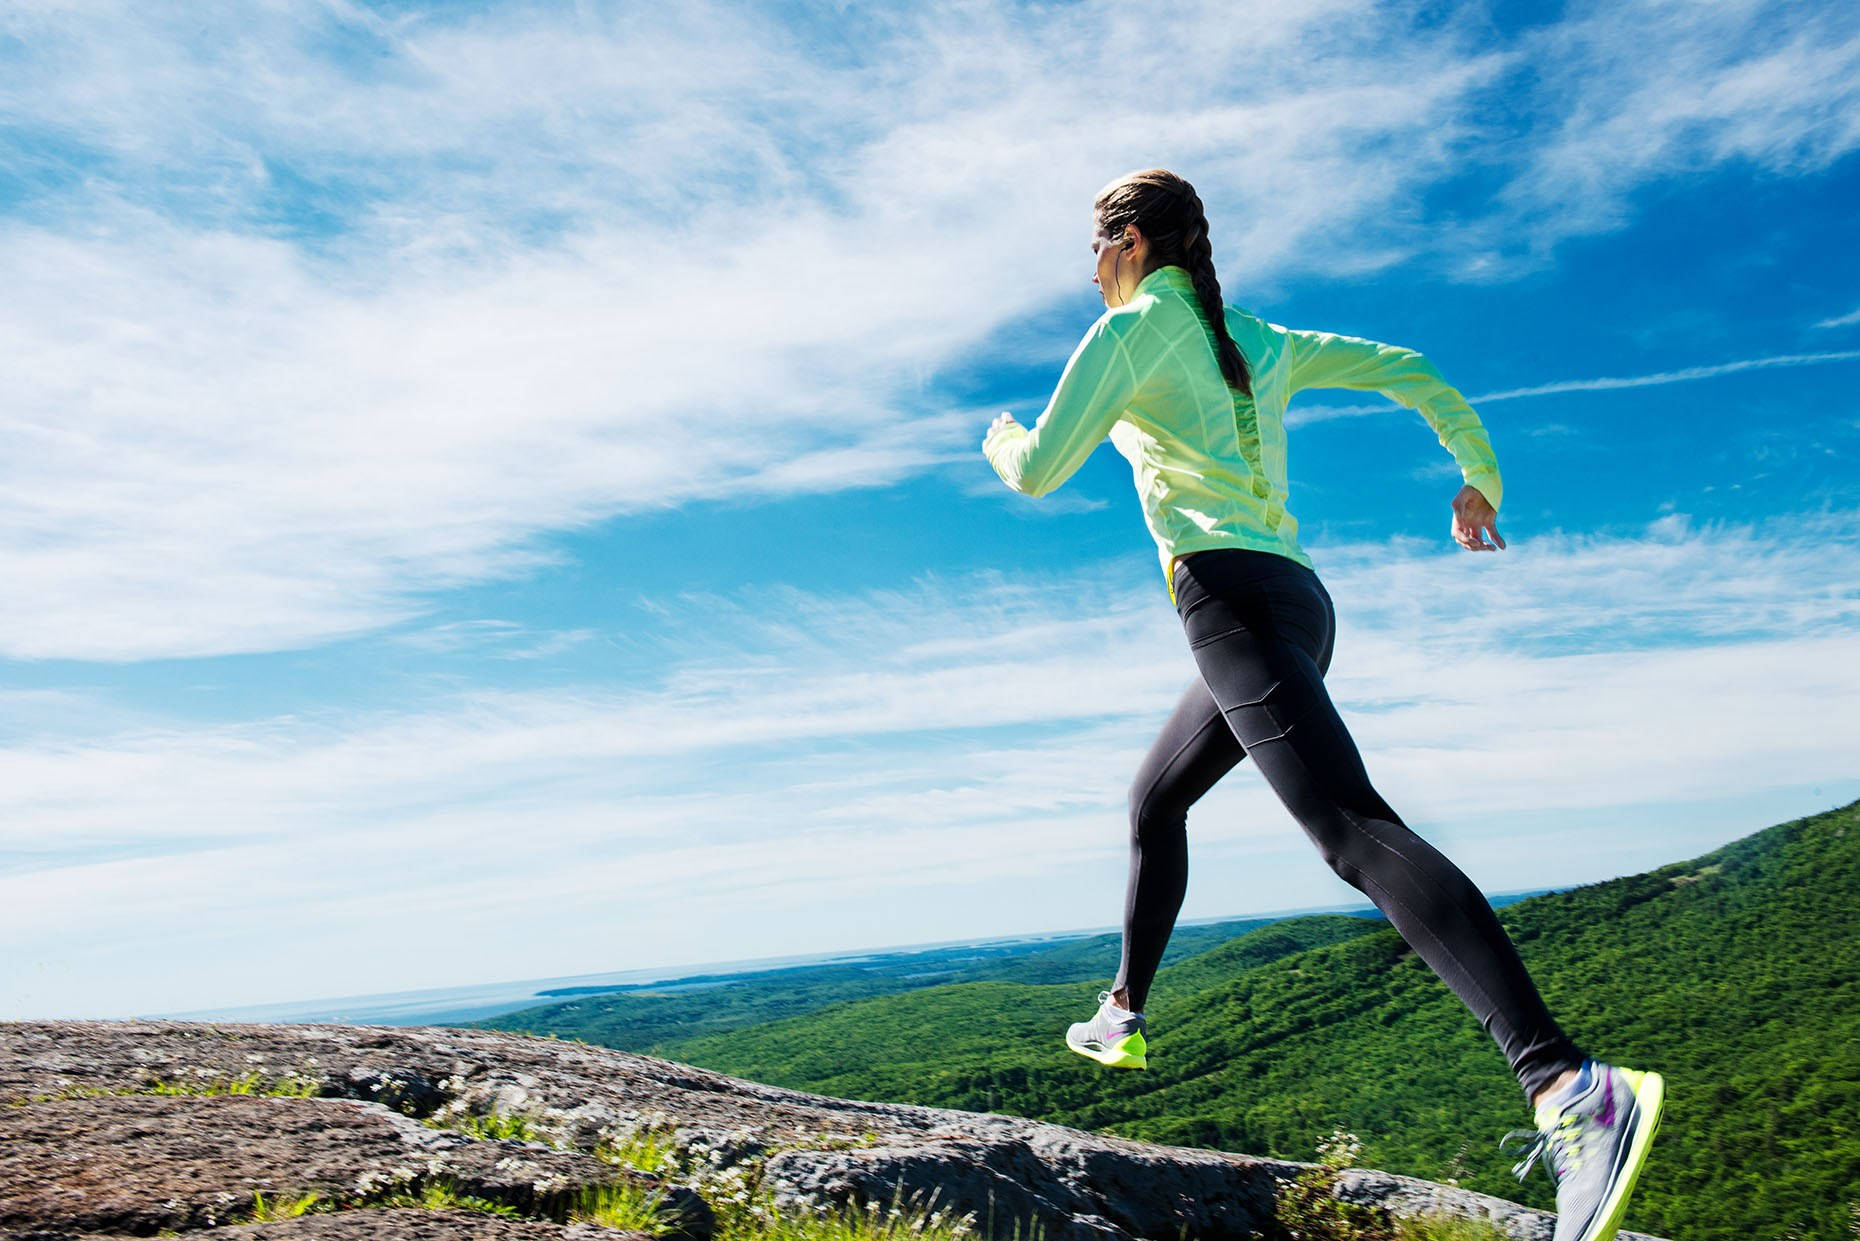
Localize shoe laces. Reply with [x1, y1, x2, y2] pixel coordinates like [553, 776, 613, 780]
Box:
[1500, 1110, 1585, 1185]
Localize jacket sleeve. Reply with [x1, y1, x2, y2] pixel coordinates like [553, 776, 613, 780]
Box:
[983, 315, 1139, 498]
[1284, 328, 1503, 510]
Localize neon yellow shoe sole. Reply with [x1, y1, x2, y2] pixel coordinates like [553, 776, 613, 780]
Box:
[1064, 1029, 1147, 1069]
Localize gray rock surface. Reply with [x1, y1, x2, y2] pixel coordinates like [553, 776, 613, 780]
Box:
[0, 1020, 1665, 1241]
[4, 1206, 648, 1240]
[0, 1093, 678, 1237]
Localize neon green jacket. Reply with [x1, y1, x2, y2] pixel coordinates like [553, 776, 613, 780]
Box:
[982, 264, 1502, 603]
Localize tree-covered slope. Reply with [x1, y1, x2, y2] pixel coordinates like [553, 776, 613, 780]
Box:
[658, 914, 1381, 1110]
[656, 801, 1860, 1241]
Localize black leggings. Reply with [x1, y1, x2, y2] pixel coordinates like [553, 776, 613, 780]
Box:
[1113, 547, 1583, 1101]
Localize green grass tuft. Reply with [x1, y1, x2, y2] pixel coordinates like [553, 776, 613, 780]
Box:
[715, 1182, 1003, 1241]
[570, 1178, 682, 1234]
[248, 1189, 324, 1221]
[1273, 1129, 1511, 1241]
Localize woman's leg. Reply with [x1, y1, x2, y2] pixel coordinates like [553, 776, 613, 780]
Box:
[1173, 550, 1584, 1101]
[1113, 565, 1340, 1014]
[1113, 676, 1246, 1014]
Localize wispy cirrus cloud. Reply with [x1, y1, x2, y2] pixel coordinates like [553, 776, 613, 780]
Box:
[5, 1, 1856, 664]
[3, 514, 1856, 1017]
[1460, 0, 1860, 274]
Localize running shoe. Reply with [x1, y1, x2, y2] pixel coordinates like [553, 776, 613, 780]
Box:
[1501, 1059, 1665, 1241]
[1064, 991, 1148, 1069]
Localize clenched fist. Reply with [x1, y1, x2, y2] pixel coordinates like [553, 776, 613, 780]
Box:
[1450, 484, 1505, 551]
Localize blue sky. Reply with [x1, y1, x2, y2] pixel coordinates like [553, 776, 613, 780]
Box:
[2, 0, 1858, 1020]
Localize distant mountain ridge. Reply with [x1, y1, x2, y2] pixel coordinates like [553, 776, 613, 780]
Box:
[480, 799, 1860, 1241]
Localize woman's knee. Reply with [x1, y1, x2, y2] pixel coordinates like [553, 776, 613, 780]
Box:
[1314, 837, 1367, 889]
[1129, 783, 1189, 844]
[1297, 798, 1407, 892]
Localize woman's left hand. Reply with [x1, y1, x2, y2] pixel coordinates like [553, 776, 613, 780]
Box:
[987, 411, 1021, 442]
[1450, 484, 1506, 551]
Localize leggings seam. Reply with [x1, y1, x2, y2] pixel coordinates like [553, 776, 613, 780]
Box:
[1336, 804, 1510, 1029]
[1243, 686, 1506, 1025]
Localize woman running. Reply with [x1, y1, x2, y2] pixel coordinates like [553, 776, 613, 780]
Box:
[981, 169, 1662, 1241]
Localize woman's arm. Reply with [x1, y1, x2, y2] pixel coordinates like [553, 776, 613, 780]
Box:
[983, 315, 1140, 498]
[1284, 328, 1503, 513]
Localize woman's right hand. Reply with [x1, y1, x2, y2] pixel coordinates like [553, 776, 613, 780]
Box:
[1450, 484, 1506, 551]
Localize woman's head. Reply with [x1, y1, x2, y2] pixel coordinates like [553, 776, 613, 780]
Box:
[1092, 168, 1252, 396]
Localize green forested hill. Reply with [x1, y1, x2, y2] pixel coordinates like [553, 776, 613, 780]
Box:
[654, 914, 1382, 1109]
[651, 801, 1860, 1241]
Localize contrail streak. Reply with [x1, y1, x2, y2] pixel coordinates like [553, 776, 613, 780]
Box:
[1287, 349, 1860, 426]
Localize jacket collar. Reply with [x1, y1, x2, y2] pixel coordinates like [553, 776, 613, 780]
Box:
[1134, 264, 1195, 297]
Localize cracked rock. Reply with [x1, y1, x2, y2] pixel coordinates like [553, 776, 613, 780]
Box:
[0, 1093, 696, 1238]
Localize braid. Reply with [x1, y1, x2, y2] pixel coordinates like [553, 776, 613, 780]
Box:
[1178, 191, 1252, 397]
[1095, 169, 1253, 397]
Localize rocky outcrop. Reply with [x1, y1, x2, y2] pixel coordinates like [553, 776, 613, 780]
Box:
[0, 1020, 1663, 1241]
[0, 1092, 691, 1239]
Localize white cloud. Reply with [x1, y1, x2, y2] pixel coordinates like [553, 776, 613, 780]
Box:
[1468, 0, 1860, 271]
[2, 515, 1856, 1017]
[5, 1, 1858, 1016]
[1815, 306, 1860, 330]
[14, 1, 1851, 662]
[390, 620, 597, 660]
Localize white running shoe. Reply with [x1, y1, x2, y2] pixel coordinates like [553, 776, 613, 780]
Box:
[1503, 1059, 1666, 1241]
[1064, 991, 1148, 1069]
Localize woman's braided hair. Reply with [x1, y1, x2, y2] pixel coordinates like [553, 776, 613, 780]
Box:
[1094, 169, 1252, 397]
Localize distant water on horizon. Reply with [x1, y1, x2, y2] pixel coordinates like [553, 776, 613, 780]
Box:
[146, 928, 1122, 1027]
[149, 892, 1543, 1028]
[147, 942, 949, 1028]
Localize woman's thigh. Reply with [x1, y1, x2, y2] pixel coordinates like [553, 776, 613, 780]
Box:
[1172, 552, 1376, 816]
